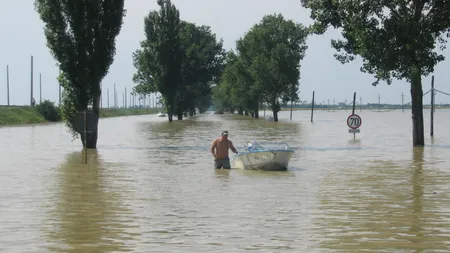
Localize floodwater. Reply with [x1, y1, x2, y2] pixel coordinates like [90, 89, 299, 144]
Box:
[1, 108, 450, 252]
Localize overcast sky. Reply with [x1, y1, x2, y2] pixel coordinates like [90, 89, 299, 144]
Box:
[1, 0, 450, 107]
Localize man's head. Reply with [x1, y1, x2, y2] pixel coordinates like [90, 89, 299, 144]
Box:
[221, 130, 229, 139]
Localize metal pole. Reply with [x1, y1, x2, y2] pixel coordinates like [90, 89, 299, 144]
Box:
[352, 92, 356, 114]
[114, 83, 116, 108]
[6, 65, 10, 106]
[378, 94, 381, 112]
[310, 91, 315, 122]
[431, 75, 434, 136]
[360, 97, 362, 112]
[107, 88, 109, 108]
[30, 56, 33, 106]
[352, 92, 357, 139]
[39, 73, 42, 103]
[401, 92, 404, 112]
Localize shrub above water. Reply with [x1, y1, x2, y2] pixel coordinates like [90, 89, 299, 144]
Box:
[36, 100, 61, 122]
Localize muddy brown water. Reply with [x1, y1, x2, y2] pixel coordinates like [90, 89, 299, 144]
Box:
[1, 109, 450, 252]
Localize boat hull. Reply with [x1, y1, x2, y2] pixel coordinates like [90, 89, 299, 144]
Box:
[232, 150, 294, 171]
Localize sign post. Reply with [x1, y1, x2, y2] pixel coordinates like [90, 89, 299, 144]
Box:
[347, 113, 362, 139]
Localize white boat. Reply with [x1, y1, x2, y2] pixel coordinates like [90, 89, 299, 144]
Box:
[157, 111, 166, 117]
[266, 115, 274, 121]
[231, 141, 294, 171]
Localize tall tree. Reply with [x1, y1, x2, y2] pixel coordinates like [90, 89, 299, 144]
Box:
[35, 0, 125, 148]
[237, 14, 309, 121]
[300, 0, 450, 146]
[176, 21, 225, 119]
[132, 0, 183, 122]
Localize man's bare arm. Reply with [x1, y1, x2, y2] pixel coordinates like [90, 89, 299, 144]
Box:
[210, 139, 217, 157]
[229, 141, 238, 154]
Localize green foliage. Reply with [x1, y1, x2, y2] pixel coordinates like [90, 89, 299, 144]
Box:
[215, 14, 309, 120]
[132, 1, 224, 120]
[176, 21, 225, 116]
[58, 72, 79, 140]
[35, 100, 60, 122]
[132, 0, 182, 121]
[35, 0, 126, 147]
[300, 0, 450, 86]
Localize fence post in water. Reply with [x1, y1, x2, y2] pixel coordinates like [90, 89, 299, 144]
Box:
[84, 110, 88, 163]
[6, 65, 10, 106]
[310, 91, 315, 122]
[431, 75, 434, 136]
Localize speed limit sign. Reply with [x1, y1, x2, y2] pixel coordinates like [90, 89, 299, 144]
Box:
[347, 114, 362, 129]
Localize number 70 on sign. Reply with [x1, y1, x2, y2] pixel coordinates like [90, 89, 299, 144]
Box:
[347, 114, 362, 133]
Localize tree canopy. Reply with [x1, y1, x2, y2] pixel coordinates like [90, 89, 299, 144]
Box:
[132, 0, 224, 121]
[35, 0, 126, 148]
[300, 0, 450, 145]
[213, 14, 309, 121]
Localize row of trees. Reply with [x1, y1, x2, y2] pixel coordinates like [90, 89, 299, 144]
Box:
[34, 0, 450, 148]
[212, 14, 309, 122]
[131, 0, 225, 122]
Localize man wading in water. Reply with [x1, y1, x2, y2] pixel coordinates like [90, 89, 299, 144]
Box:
[210, 131, 238, 169]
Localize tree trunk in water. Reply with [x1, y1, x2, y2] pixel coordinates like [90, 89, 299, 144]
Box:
[244, 111, 249, 116]
[254, 110, 259, 118]
[168, 114, 173, 122]
[80, 95, 100, 149]
[177, 113, 183, 120]
[273, 110, 279, 122]
[410, 68, 424, 146]
[238, 108, 243, 115]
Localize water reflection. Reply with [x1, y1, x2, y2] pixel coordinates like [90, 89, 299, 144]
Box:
[316, 147, 450, 252]
[45, 151, 137, 252]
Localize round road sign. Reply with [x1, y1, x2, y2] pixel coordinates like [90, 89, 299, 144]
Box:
[347, 114, 362, 129]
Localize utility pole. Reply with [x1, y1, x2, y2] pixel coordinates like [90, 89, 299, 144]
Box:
[6, 65, 10, 106]
[107, 88, 109, 108]
[378, 94, 381, 112]
[345, 98, 347, 110]
[114, 83, 116, 108]
[30, 55, 34, 106]
[359, 96, 362, 112]
[401, 92, 404, 112]
[431, 76, 435, 136]
[39, 73, 42, 103]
